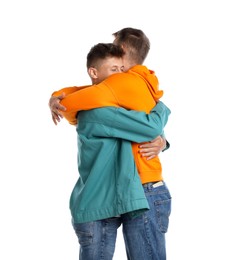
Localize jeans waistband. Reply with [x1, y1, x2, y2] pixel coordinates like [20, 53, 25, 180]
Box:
[143, 181, 164, 188]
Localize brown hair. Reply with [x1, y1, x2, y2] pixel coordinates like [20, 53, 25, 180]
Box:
[112, 27, 150, 64]
[87, 43, 125, 69]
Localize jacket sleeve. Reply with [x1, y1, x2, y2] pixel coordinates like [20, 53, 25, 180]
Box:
[112, 101, 170, 142]
[51, 84, 117, 125]
[55, 83, 118, 125]
[52, 85, 92, 97]
[89, 101, 171, 143]
[51, 85, 92, 125]
[59, 83, 118, 112]
[52, 86, 81, 97]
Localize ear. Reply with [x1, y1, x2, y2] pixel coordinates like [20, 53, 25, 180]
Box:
[88, 67, 98, 79]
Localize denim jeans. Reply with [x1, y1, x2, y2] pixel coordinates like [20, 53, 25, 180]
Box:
[72, 182, 171, 260]
[122, 182, 172, 260]
[72, 217, 122, 260]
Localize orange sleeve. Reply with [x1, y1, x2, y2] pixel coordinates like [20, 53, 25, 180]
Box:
[52, 85, 97, 125]
[61, 111, 79, 125]
[53, 72, 143, 114]
[52, 85, 91, 97]
[53, 83, 118, 125]
[60, 83, 119, 112]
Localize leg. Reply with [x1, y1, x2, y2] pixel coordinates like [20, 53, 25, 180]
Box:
[122, 182, 172, 260]
[72, 217, 122, 260]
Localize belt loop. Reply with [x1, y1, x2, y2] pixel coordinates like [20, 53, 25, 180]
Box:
[143, 182, 153, 191]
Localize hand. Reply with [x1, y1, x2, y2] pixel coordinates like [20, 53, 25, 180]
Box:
[48, 93, 66, 125]
[139, 136, 166, 160]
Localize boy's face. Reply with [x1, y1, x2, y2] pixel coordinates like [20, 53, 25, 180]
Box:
[89, 56, 124, 84]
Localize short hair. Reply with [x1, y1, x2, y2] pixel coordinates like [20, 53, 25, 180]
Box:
[86, 43, 125, 69]
[112, 27, 150, 64]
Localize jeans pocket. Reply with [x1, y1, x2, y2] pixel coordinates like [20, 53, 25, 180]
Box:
[154, 196, 172, 233]
[73, 222, 93, 246]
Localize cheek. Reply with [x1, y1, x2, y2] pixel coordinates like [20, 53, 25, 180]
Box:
[98, 71, 110, 82]
[105, 69, 116, 78]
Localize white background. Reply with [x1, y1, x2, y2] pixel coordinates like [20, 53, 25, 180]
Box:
[0, 0, 237, 259]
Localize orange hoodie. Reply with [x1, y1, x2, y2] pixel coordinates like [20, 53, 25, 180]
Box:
[52, 65, 164, 184]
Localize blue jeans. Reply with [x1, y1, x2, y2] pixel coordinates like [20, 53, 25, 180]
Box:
[72, 182, 171, 260]
[122, 182, 172, 260]
[72, 217, 122, 260]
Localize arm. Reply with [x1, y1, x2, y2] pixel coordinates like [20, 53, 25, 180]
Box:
[111, 101, 170, 143]
[52, 86, 83, 96]
[59, 83, 117, 125]
[49, 82, 118, 125]
[59, 82, 118, 112]
[79, 101, 170, 143]
[49, 85, 92, 125]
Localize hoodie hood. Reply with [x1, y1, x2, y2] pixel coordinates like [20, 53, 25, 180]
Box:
[129, 65, 163, 101]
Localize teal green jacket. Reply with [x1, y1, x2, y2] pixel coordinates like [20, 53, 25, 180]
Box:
[70, 101, 171, 223]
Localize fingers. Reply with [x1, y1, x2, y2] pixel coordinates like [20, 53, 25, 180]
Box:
[49, 95, 67, 112]
[139, 145, 163, 157]
[145, 155, 156, 160]
[54, 101, 66, 112]
[57, 92, 66, 100]
[51, 111, 61, 125]
[139, 149, 157, 160]
[140, 143, 157, 148]
[49, 94, 67, 125]
[52, 115, 58, 125]
[139, 136, 165, 160]
[139, 147, 158, 158]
